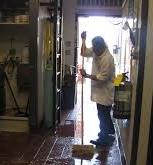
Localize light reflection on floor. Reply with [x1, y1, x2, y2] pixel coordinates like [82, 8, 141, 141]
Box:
[76, 81, 99, 144]
[73, 79, 121, 164]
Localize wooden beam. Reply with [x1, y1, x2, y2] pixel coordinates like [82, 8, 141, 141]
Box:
[76, 6, 122, 17]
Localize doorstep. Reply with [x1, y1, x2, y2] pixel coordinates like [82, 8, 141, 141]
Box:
[0, 116, 29, 132]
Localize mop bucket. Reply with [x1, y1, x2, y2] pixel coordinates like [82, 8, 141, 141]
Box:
[113, 81, 132, 119]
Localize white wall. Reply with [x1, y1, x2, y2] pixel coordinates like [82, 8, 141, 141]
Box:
[63, 0, 77, 66]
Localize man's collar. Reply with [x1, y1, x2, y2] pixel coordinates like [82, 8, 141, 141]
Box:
[99, 48, 108, 57]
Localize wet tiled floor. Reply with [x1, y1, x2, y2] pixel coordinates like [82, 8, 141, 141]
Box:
[0, 81, 122, 164]
[0, 131, 121, 164]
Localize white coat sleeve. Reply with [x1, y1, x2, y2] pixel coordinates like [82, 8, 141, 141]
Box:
[82, 48, 93, 57]
[96, 55, 114, 82]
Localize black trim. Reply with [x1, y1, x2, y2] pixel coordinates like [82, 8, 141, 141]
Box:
[76, 11, 122, 17]
[130, 0, 149, 164]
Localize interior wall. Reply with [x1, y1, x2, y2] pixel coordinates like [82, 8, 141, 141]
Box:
[63, 0, 77, 66]
[115, 0, 145, 164]
[117, 1, 134, 164]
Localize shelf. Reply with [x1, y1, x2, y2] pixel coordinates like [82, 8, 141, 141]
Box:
[0, 23, 30, 40]
[0, 8, 29, 11]
[0, 23, 29, 24]
[0, 0, 63, 129]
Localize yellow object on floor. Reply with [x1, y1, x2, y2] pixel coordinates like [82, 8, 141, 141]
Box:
[72, 144, 94, 160]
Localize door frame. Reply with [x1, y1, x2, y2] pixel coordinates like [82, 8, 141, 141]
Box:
[147, 96, 153, 165]
[130, 0, 149, 164]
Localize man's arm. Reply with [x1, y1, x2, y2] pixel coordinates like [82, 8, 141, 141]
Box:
[85, 73, 99, 81]
[80, 31, 92, 57]
[81, 55, 114, 82]
[80, 69, 99, 81]
[96, 55, 115, 82]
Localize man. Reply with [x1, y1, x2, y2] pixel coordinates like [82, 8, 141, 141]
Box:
[80, 31, 115, 146]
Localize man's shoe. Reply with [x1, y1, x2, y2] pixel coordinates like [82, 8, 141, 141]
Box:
[90, 140, 100, 146]
[90, 136, 115, 147]
[90, 140, 113, 147]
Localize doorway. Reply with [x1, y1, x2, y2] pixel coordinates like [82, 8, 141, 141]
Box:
[76, 16, 122, 143]
[77, 16, 122, 74]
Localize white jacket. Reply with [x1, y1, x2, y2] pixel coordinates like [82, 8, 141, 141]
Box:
[83, 48, 115, 106]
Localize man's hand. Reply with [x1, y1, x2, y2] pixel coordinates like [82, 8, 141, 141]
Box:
[81, 31, 86, 40]
[80, 69, 86, 77]
[80, 69, 98, 80]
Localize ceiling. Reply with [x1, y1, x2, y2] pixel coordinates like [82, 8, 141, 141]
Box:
[76, 0, 127, 16]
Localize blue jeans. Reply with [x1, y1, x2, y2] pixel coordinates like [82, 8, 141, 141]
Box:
[97, 104, 115, 141]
